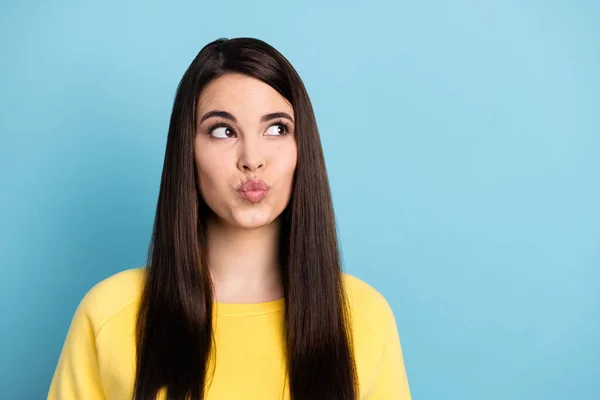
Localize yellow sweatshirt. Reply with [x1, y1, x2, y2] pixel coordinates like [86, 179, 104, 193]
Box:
[48, 268, 411, 399]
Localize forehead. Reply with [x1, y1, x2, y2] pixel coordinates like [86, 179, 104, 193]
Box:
[197, 73, 293, 117]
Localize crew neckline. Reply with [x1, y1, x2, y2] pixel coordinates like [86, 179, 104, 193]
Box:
[213, 296, 285, 317]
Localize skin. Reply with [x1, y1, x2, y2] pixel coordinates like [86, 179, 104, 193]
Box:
[194, 72, 297, 303]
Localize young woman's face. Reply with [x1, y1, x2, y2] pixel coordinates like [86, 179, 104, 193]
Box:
[194, 72, 297, 229]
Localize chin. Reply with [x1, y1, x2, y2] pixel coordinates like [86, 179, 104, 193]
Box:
[230, 208, 277, 229]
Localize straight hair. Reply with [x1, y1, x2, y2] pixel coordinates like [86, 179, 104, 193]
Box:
[134, 37, 358, 400]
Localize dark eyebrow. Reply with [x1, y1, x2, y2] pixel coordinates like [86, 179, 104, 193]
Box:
[260, 112, 294, 124]
[199, 110, 294, 124]
[199, 110, 236, 124]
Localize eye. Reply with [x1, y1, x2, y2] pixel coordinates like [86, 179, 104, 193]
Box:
[208, 123, 235, 139]
[265, 121, 291, 136]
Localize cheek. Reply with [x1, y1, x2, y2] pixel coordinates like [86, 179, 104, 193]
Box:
[276, 140, 298, 171]
[195, 148, 228, 196]
[273, 142, 298, 186]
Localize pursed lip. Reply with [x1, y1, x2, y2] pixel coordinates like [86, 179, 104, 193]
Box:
[238, 179, 269, 192]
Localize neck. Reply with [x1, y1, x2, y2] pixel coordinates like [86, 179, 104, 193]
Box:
[206, 215, 283, 304]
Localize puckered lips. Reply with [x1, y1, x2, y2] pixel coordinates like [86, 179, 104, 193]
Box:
[238, 179, 269, 203]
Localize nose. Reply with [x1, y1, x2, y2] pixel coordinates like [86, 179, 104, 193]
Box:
[237, 135, 265, 172]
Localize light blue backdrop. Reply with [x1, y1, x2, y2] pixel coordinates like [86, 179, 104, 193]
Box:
[1, 0, 598, 399]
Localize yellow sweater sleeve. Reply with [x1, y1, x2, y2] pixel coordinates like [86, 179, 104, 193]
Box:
[369, 310, 412, 399]
[47, 296, 106, 400]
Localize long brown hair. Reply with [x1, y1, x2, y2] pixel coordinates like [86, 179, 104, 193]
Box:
[134, 37, 357, 400]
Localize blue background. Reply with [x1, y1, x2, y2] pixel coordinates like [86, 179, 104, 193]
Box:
[1, 0, 599, 399]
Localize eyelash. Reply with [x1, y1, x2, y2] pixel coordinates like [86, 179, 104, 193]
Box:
[207, 119, 292, 138]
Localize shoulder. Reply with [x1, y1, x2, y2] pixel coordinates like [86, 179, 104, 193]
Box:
[77, 267, 146, 335]
[342, 272, 397, 345]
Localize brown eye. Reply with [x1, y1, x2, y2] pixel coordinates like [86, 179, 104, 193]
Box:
[210, 125, 235, 139]
[265, 123, 289, 136]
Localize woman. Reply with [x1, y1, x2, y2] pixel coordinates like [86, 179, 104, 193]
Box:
[48, 37, 411, 400]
